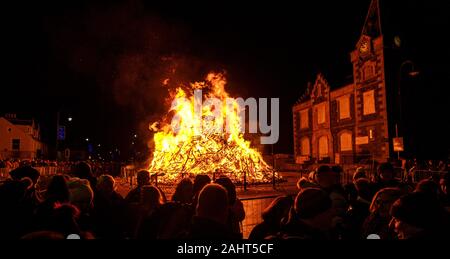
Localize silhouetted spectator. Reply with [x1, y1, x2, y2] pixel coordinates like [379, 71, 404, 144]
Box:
[9, 166, 40, 185]
[297, 177, 318, 191]
[48, 203, 81, 237]
[331, 165, 344, 185]
[315, 166, 347, 236]
[344, 168, 368, 203]
[440, 173, 450, 211]
[362, 188, 403, 239]
[192, 174, 211, 207]
[33, 175, 70, 231]
[249, 196, 293, 240]
[93, 175, 126, 239]
[134, 185, 165, 239]
[67, 178, 94, 233]
[215, 176, 245, 238]
[353, 167, 368, 182]
[125, 170, 150, 204]
[188, 184, 232, 239]
[390, 192, 449, 239]
[371, 163, 401, 193]
[415, 179, 440, 199]
[278, 188, 334, 239]
[342, 179, 371, 239]
[72, 162, 97, 189]
[0, 179, 36, 239]
[172, 178, 194, 204]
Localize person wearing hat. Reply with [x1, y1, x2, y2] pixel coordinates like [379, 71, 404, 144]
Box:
[389, 192, 449, 239]
[279, 188, 335, 239]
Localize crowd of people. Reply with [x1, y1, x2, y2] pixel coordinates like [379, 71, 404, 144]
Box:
[0, 159, 123, 178]
[0, 161, 449, 240]
[251, 164, 450, 240]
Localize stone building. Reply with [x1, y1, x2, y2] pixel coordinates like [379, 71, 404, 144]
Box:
[0, 114, 47, 159]
[293, 0, 395, 165]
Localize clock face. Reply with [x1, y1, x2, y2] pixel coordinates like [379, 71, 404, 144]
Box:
[359, 41, 369, 54]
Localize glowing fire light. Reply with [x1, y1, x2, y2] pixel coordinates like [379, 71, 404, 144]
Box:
[148, 73, 273, 183]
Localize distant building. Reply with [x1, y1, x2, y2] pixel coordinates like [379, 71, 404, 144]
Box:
[293, 0, 396, 165]
[0, 114, 47, 159]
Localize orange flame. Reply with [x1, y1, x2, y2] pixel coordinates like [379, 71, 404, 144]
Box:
[148, 73, 272, 183]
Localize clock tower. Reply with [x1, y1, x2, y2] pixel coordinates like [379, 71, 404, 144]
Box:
[350, 0, 390, 162]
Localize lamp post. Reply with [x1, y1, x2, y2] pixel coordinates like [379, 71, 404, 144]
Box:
[396, 60, 420, 159]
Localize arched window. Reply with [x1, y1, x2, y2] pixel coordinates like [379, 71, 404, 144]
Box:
[340, 132, 353, 152]
[301, 137, 310, 156]
[318, 136, 328, 158]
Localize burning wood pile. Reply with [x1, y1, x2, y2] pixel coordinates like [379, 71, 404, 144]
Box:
[148, 73, 273, 184]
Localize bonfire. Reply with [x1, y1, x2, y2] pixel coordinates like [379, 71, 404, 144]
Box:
[148, 73, 273, 184]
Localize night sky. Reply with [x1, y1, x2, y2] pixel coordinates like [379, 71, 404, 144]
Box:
[1, 0, 448, 159]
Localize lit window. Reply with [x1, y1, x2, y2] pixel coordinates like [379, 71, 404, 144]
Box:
[363, 90, 376, 115]
[363, 64, 375, 80]
[319, 136, 328, 158]
[338, 96, 351, 120]
[317, 104, 326, 124]
[300, 110, 309, 129]
[369, 129, 375, 140]
[301, 137, 310, 156]
[340, 132, 353, 151]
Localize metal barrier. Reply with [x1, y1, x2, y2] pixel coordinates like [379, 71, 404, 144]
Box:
[0, 168, 10, 179]
[411, 170, 448, 183]
[240, 195, 278, 239]
[0, 166, 73, 180]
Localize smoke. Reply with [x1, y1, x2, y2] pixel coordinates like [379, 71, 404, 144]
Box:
[45, 0, 221, 145]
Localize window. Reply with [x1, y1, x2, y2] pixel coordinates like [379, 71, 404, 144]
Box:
[338, 96, 351, 120]
[300, 110, 309, 129]
[317, 104, 326, 125]
[363, 90, 376, 115]
[301, 137, 310, 156]
[369, 129, 375, 141]
[12, 139, 20, 150]
[340, 132, 353, 151]
[363, 63, 376, 80]
[318, 136, 328, 158]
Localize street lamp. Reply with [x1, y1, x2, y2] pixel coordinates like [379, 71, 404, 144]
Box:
[398, 60, 420, 96]
[395, 60, 420, 159]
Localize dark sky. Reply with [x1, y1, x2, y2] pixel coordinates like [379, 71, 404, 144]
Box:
[1, 0, 448, 159]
